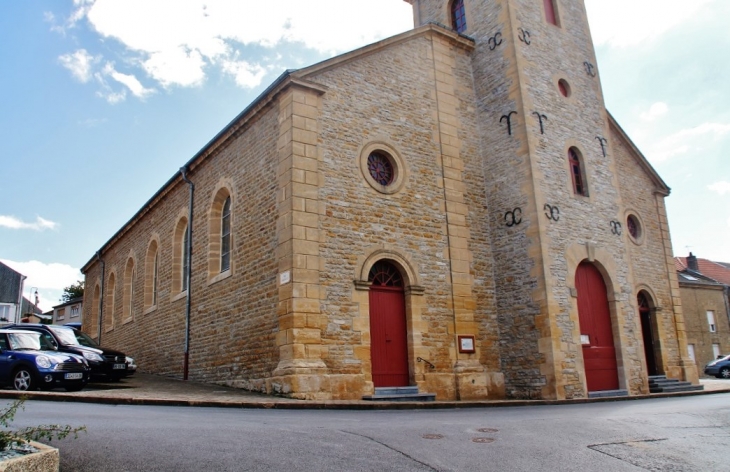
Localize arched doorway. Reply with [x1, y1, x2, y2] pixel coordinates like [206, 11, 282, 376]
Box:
[638, 291, 659, 376]
[369, 260, 409, 387]
[576, 262, 619, 391]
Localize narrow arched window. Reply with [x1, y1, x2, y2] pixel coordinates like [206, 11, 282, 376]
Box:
[451, 0, 467, 33]
[221, 196, 231, 272]
[569, 148, 588, 196]
[182, 223, 190, 292]
[144, 240, 159, 310]
[544, 0, 559, 26]
[123, 257, 135, 322]
[105, 272, 116, 331]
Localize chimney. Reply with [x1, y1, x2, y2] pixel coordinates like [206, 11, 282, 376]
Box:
[687, 252, 699, 272]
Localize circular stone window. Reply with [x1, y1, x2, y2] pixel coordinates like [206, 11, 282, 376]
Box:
[558, 79, 571, 98]
[626, 214, 644, 244]
[367, 152, 394, 186]
[359, 141, 408, 194]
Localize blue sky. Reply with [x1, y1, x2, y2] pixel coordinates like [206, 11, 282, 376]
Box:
[1, 0, 728, 310]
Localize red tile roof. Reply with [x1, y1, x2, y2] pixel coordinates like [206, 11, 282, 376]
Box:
[675, 256, 730, 285]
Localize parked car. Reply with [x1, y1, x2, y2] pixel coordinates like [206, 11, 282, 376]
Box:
[70, 327, 136, 376]
[4, 324, 129, 381]
[705, 355, 730, 379]
[64, 322, 82, 330]
[0, 329, 90, 391]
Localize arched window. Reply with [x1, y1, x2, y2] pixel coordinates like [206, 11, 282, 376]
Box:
[568, 147, 588, 196]
[208, 189, 233, 279]
[221, 197, 231, 272]
[105, 272, 116, 331]
[451, 0, 467, 33]
[90, 283, 100, 338]
[123, 257, 135, 323]
[144, 240, 159, 310]
[544, 0, 558, 26]
[173, 217, 189, 294]
[369, 260, 404, 288]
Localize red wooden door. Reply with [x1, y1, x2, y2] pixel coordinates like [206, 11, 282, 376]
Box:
[369, 261, 409, 387]
[576, 262, 619, 391]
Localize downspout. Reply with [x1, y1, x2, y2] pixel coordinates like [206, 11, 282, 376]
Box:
[16, 275, 26, 324]
[180, 166, 194, 381]
[96, 251, 105, 343]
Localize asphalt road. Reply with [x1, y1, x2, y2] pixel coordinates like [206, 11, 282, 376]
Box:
[8, 393, 730, 471]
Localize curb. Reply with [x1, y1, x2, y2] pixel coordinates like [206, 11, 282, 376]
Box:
[1, 386, 728, 410]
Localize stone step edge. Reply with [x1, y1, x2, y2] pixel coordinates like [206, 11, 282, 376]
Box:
[362, 393, 436, 402]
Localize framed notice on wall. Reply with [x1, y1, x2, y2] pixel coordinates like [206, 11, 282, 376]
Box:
[458, 335, 476, 354]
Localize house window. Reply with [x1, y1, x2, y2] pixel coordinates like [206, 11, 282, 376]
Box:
[707, 310, 717, 333]
[713, 343, 721, 359]
[123, 257, 136, 322]
[144, 240, 159, 310]
[451, 0, 467, 33]
[221, 196, 231, 272]
[70, 305, 80, 318]
[0, 305, 11, 322]
[687, 344, 695, 362]
[568, 147, 588, 196]
[544, 0, 559, 26]
[57, 308, 65, 321]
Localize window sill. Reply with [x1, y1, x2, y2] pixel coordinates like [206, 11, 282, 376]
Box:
[123, 317, 134, 325]
[143, 305, 157, 315]
[104, 326, 114, 333]
[171, 291, 187, 303]
[208, 269, 232, 286]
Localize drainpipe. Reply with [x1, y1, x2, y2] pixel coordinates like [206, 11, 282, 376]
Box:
[16, 275, 26, 324]
[180, 166, 194, 381]
[96, 251, 105, 343]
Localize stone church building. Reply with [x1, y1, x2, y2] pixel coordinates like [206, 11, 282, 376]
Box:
[81, 0, 699, 400]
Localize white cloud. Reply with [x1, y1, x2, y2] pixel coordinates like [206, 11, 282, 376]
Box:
[0, 216, 59, 231]
[102, 63, 155, 99]
[222, 60, 268, 88]
[58, 49, 96, 83]
[709, 181, 730, 196]
[142, 48, 207, 88]
[0, 259, 82, 312]
[585, 0, 713, 47]
[69, 0, 412, 90]
[640, 102, 668, 122]
[647, 122, 730, 162]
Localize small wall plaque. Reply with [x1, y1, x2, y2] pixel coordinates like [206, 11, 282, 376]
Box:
[458, 335, 476, 354]
[581, 334, 590, 345]
[279, 270, 291, 285]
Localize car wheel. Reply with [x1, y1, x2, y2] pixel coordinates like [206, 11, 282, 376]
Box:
[720, 367, 730, 379]
[13, 368, 36, 391]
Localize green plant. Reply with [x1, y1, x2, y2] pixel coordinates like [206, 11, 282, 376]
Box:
[0, 398, 85, 450]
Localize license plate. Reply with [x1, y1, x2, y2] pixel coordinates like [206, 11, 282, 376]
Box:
[113, 363, 126, 370]
[65, 373, 83, 380]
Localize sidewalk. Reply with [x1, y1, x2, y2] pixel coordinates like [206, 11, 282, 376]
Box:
[1, 374, 728, 410]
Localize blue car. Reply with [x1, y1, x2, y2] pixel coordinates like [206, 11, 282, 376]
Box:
[704, 354, 730, 379]
[0, 329, 90, 391]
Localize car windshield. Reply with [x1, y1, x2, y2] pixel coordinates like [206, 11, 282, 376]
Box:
[48, 326, 80, 346]
[7, 332, 42, 351]
[74, 330, 100, 348]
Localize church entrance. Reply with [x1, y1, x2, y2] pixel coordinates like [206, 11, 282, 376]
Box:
[638, 291, 659, 376]
[368, 260, 409, 387]
[576, 262, 619, 391]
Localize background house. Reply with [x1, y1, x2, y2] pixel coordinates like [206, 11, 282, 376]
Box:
[0, 261, 26, 324]
[676, 253, 730, 374]
[52, 297, 83, 326]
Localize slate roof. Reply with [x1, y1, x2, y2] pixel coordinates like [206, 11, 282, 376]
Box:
[0, 261, 23, 304]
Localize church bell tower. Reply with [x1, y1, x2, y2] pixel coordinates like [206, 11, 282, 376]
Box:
[404, 0, 673, 399]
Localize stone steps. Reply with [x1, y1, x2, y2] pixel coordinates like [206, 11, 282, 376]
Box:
[362, 386, 436, 402]
[648, 375, 704, 393]
[587, 389, 628, 398]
